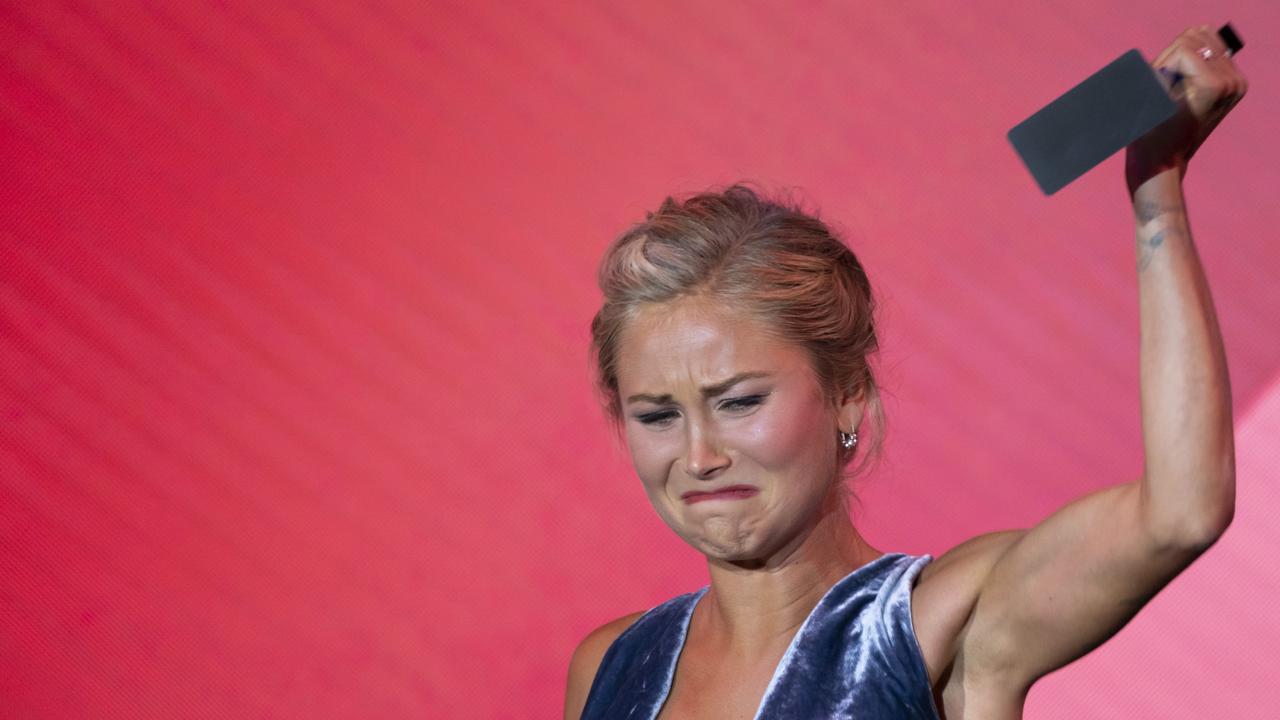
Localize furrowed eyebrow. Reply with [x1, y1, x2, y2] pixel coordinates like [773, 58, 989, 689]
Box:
[625, 371, 772, 405]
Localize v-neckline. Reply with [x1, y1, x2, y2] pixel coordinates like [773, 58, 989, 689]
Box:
[653, 552, 902, 720]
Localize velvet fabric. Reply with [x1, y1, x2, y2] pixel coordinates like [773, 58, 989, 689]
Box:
[580, 553, 941, 719]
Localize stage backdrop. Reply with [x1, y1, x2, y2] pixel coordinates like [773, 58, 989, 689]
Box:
[2, 2, 1278, 718]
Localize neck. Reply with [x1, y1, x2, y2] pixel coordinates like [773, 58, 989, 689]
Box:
[698, 490, 881, 652]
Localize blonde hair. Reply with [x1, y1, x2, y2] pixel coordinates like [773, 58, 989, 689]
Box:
[589, 182, 886, 480]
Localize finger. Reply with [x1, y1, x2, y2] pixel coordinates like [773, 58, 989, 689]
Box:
[1162, 40, 1204, 80]
[1161, 25, 1249, 117]
[1152, 27, 1243, 98]
[1152, 44, 1185, 89]
[1175, 33, 1233, 80]
[1194, 26, 1231, 60]
[1190, 27, 1245, 94]
[1154, 29, 1203, 72]
[1152, 27, 1195, 68]
[1162, 44, 1220, 111]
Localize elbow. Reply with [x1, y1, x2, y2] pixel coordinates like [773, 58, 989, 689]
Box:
[1142, 473, 1236, 551]
[1179, 504, 1233, 551]
[1193, 463, 1239, 546]
[1183, 485, 1236, 550]
[1150, 509, 1232, 553]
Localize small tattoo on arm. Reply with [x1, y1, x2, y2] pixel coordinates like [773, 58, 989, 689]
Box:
[1135, 199, 1173, 224]
[1132, 197, 1188, 273]
[1136, 200, 1157, 224]
[1137, 229, 1166, 272]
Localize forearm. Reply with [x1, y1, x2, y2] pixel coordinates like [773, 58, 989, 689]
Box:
[1131, 169, 1236, 546]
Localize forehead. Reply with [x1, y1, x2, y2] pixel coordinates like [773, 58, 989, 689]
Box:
[616, 297, 811, 393]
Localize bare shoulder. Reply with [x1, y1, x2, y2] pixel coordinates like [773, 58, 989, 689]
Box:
[563, 611, 646, 720]
[911, 530, 1028, 689]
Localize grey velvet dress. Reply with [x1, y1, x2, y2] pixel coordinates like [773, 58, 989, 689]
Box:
[580, 552, 942, 720]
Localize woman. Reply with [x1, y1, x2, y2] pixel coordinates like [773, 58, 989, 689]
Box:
[566, 25, 1245, 720]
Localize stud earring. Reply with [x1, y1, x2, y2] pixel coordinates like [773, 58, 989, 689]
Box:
[839, 430, 858, 449]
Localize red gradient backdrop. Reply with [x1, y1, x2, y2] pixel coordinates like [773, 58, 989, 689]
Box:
[2, 2, 1278, 718]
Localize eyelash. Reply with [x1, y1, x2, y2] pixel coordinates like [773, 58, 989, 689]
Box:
[636, 395, 767, 426]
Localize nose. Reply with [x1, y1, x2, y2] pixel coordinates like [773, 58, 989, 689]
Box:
[683, 424, 730, 479]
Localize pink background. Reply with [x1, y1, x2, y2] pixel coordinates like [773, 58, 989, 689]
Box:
[2, 2, 1278, 718]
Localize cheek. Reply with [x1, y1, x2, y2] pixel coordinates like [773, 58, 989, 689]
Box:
[740, 400, 830, 471]
[625, 426, 675, 488]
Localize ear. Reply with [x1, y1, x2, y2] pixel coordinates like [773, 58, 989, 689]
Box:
[837, 384, 867, 434]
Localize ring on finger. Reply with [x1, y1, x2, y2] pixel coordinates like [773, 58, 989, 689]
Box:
[1197, 45, 1218, 60]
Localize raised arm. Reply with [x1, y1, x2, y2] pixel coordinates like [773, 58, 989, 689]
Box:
[1126, 26, 1242, 543]
[944, 25, 1245, 699]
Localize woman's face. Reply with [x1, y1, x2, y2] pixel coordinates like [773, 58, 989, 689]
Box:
[615, 296, 859, 562]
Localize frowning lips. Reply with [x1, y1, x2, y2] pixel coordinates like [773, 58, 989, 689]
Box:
[680, 485, 760, 504]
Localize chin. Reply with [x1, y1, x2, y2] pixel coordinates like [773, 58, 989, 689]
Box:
[691, 537, 752, 560]
[681, 516, 767, 560]
[653, 500, 783, 561]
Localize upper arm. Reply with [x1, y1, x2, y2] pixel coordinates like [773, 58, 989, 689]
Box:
[957, 479, 1217, 689]
[912, 528, 1026, 687]
[564, 612, 644, 720]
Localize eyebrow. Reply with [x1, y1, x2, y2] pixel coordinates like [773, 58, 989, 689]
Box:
[625, 371, 772, 405]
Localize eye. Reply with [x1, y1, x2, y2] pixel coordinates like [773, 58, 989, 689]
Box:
[720, 394, 767, 412]
[636, 410, 679, 427]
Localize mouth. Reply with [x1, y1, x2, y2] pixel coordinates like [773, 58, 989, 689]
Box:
[681, 485, 760, 505]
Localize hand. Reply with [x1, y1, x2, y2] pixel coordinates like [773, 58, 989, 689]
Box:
[1125, 25, 1248, 195]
